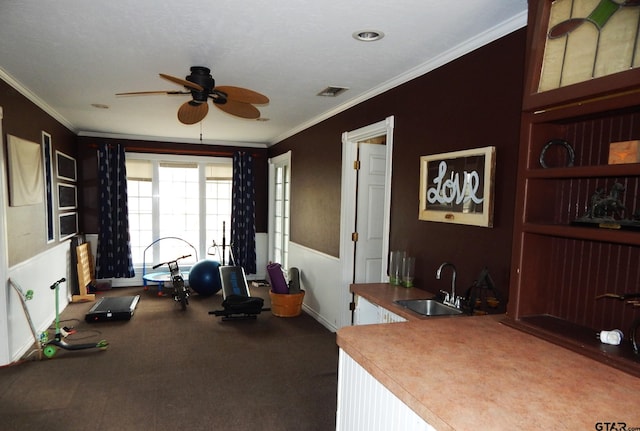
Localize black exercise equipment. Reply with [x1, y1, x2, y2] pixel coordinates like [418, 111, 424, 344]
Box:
[209, 266, 269, 321]
[85, 295, 140, 322]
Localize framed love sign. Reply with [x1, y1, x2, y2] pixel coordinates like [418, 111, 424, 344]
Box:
[419, 146, 496, 227]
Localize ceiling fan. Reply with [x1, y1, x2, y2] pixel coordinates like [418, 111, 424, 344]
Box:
[116, 66, 269, 125]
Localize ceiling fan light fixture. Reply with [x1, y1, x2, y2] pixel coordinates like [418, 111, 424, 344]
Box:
[353, 30, 384, 42]
[317, 86, 348, 97]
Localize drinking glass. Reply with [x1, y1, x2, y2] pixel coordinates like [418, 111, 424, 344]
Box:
[389, 251, 405, 285]
[402, 256, 415, 288]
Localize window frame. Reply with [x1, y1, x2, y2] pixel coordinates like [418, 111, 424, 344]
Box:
[125, 152, 232, 267]
[268, 151, 291, 269]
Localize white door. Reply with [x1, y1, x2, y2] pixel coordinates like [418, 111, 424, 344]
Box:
[354, 143, 387, 283]
[0, 106, 9, 365]
[339, 116, 394, 329]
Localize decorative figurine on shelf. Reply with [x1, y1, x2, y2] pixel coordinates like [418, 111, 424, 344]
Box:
[573, 182, 639, 231]
[588, 182, 626, 220]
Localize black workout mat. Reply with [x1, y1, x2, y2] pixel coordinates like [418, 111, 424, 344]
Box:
[85, 295, 140, 322]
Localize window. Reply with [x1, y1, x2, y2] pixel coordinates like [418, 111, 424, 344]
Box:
[268, 151, 291, 269]
[126, 153, 232, 267]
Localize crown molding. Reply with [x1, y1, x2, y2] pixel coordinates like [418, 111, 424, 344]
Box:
[0, 67, 76, 133]
[270, 10, 527, 146]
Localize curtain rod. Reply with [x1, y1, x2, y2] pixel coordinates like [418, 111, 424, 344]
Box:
[86, 143, 263, 158]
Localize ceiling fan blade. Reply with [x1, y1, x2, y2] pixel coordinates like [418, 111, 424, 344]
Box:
[160, 73, 204, 92]
[215, 86, 269, 105]
[177, 101, 209, 125]
[214, 100, 261, 119]
[116, 90, 189, 96]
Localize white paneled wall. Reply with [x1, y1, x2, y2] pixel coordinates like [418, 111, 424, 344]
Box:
[354, 296, 407, 325]
[288, 241, 342, 332]
[336, 349, 435, 431]
[379, 306, 407, 323]
[6, 241, 71, 363]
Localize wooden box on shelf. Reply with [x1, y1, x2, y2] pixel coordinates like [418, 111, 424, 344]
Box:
[608, 140, 640, 165]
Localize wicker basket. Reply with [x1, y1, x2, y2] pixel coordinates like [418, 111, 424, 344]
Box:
[269, 290, 305, 317]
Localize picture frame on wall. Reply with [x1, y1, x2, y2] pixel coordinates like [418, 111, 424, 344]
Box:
[56, 150, 76, 182]
[59, 212, 78, 241]
[57, 183, 77, 210]
[42, 131, 55, 243]
[419, 146, 496, 228]
[7, 134, 44, 207]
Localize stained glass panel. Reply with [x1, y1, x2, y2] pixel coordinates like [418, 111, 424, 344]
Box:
[538, 0, 640, 93]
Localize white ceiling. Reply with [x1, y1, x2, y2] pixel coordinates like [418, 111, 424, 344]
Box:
[0, 0, 527, 147]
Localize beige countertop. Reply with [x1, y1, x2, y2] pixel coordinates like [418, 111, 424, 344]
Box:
[340, 283, 640, 430]
[351, 282, 440, 321]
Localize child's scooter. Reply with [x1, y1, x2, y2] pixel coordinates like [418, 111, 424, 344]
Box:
[8, 278, 43, 361]
[41, 277, 108, 359]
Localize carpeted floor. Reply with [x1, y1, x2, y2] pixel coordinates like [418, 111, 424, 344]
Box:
[0, 285, 339, 431]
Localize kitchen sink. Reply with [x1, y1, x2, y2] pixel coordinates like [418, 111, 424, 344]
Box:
[394, 299, 464, 316]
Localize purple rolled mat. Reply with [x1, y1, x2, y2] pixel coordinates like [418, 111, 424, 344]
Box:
[267, 263, 289, 294]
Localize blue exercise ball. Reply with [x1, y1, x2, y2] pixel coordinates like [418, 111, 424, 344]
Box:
[188, 260, 222, 296]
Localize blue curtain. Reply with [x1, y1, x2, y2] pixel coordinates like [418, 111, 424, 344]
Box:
[96, 143, 135, 279]
[231, 151, 256, 274]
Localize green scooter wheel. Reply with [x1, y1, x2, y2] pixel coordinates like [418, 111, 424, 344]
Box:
[97, 340, 109, 350]
[43, 345, 57, 359]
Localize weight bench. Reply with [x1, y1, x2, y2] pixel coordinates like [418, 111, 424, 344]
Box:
[209, 266, 269, 321]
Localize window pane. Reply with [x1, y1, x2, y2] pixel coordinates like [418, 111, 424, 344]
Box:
[206, 177, 232, 253]
[270, 157, 291, 268]
[127, 156, 232, 266]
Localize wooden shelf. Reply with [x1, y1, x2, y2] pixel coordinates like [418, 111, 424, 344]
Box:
[526, 163, 640, 179]
[526, 82, 640, 118]
[502, 315, 640, 378]
[509, 0, 640, 376]
[522, 223, 640, 246]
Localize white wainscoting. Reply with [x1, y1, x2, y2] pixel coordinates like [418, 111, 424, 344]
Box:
[336, 349, 435, 431]
[6, 241, 72, 363]
[288, 241, 342, 332]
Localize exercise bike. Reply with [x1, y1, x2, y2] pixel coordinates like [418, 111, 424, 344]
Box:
[43, 278, 109, 359]
[152, 254, 191, 310]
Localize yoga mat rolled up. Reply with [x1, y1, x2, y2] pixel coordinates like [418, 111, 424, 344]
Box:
[288, 267, 301, 294]
[267, 263, 289, 294]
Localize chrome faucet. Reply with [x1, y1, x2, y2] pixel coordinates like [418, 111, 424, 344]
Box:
[436, 262, 460, 308]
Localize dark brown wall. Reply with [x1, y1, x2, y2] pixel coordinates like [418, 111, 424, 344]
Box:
[76, 137, 269, 234]
[269, 29, 526, 298]
[1, 79, 77, 265]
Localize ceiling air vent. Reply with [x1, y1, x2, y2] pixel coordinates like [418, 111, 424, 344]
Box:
[317, 86, 348, 97]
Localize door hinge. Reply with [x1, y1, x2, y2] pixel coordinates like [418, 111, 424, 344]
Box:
[349, 301, 356, 311]
[353, 160, 360, 170]
[351, 232, 358, 242]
